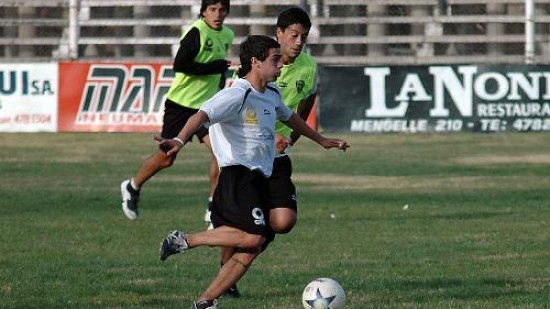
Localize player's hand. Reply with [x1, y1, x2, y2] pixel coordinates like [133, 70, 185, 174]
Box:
[322, 138, 350, 152]
[275, 133, 291, 154]
[153, 135, 184, 156]
[338, 140, 350, 151]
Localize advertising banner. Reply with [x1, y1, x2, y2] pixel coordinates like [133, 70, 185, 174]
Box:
[58, 62, 316, 133]
[319, 65, 550, 133]
[59, 62, 173, 132]
[0, 63, 58, 132]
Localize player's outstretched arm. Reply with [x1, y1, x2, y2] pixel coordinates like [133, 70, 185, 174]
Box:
[290, 93, 317, 145]
[283, 113, 349, 151]
[153, 110, 210, 156]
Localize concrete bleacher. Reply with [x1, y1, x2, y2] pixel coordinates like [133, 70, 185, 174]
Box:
[1, 0, 549, 64]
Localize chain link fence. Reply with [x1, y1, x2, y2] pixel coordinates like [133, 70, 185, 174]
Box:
[1, 0, 550, 64]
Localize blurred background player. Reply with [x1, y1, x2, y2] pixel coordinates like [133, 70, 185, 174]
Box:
[217, 7, 318, 298]
[120, 0, 234, 220]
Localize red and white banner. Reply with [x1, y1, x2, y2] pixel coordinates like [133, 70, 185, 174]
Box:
[58, 62, 172, 132]
[1, 61, 316, 133]
[0, 63, 58, 132]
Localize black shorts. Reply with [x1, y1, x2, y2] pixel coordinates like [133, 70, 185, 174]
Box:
[161, 99, 209, 141]
[210, 165, 270, 236]
[268, 155, 297, 211]
[261, 155, 297, 250]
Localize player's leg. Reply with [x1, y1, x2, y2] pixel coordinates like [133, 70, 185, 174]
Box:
[184, 165, 270, 305]
[267, 155, 298, 233]
[120, 100, 195, 220]
[219, 246, 241, 297]
[199, 133, 220, 229]
[269, 207, 297, 234]
[121, 150, 178, 219]
[160, 229, 264, 307]
[160, 225, 264, 261]
[132, 150, 177, 188]
[196, 249, 260, 305]
[201, 134, 220, 197]
[162, 165, 269, 260]
[218, 156, 297, 297]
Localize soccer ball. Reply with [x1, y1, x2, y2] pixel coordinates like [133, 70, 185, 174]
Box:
[302, 278, 345, 309]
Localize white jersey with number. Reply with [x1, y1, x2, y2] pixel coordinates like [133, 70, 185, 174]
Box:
[200, 78, 293, 177]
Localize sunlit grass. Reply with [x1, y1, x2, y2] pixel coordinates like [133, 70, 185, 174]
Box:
[0, 132, 549, 308]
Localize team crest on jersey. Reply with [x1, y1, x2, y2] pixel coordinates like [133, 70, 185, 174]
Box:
[296, 80, 305, 93]
[244, 107, 258, 124]
[205, 37, 213, 52]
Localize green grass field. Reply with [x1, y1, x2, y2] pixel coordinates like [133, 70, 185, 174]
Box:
[1, 132, 549, 309]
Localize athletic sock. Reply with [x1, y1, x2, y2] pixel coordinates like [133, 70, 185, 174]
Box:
[129, 179, 140, 192]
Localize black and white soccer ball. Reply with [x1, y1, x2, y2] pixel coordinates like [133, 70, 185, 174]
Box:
[302, 278, 345, 309]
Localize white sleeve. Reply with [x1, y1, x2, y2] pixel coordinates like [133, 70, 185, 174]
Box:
[276, 96, 294, 121]
[200, 88, 246, 123]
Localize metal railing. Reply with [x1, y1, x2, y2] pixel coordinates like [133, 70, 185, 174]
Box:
[1, 0, 548, 64]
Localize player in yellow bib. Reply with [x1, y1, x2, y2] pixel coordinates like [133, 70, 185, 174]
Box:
[269, 7, 318, 237]
[120, 0, 234, 221]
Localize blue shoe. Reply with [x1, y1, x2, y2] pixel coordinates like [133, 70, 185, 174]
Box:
[191, 299, 217, 309]
[159, 230, 188, 261]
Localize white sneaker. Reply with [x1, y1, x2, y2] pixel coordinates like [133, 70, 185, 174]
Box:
[121, 179, 139, 220]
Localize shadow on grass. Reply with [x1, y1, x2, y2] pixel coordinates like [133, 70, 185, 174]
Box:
[426, 210, 514, 221]
[384, 277, 537, 303]
[348, 209, 515, 223]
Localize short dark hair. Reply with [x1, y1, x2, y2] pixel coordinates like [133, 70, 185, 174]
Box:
[276, 7, 311, 31]
[200, 0, 230, 17]
[237, 35, 280, 78]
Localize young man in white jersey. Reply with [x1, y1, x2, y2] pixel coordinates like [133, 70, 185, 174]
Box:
[217, 7, 318, 298]
[154, 35, 349, 309]
[120, 0, 233, 220]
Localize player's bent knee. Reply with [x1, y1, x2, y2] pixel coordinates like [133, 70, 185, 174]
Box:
[270, 217, 297, 234]
[271, 222, 295, 234]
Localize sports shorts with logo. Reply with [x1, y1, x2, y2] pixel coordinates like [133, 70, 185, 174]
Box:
[268, 155, 297, 211]
[161, 99, 208, 141]
[210, 165, 269, 236]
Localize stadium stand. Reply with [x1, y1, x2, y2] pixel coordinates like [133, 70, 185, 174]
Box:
[1, 0, 549, 64]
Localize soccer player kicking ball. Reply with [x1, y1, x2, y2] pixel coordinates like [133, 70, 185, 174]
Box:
[219, 7, 321, 298]
[155, 35, 349, 309]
